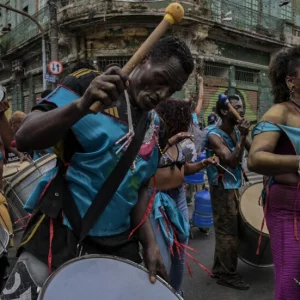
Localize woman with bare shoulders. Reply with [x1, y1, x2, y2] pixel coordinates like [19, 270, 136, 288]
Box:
[248, 46, 300, 300]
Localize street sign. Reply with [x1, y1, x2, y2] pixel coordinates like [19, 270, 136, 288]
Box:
[45, 73, 57, 83]
[48, 60, 63, 75]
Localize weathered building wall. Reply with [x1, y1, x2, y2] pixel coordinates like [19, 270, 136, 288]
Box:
[0, 0, 298, 122]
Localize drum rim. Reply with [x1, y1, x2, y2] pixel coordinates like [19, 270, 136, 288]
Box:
[4, 154, 57, 194]
[38, 254, 183, 300]
[3, 161, 31, 178]
[238, 255, 274, 268]
[239, 181, 269, 237]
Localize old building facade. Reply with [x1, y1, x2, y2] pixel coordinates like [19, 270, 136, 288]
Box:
[0, 0, 299, 125]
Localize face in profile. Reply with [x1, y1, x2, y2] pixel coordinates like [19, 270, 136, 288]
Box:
[228, 98, 244, 123]
[129, 57, 189, 111]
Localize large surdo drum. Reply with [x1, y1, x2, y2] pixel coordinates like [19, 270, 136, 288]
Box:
[238, 182, 273, 267]
[4, 154, 57, 231]
[38, 255, 183, 300]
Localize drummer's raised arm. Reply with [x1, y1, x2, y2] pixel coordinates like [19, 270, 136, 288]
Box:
[16, 67, 128, 152]
[0, 100, 14, 148]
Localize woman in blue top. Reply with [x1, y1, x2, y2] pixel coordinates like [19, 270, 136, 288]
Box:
[248, 46, 300, 300]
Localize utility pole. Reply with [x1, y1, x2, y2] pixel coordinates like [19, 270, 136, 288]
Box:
[49, 0, 59, 88]
[0, 3, 47, 90]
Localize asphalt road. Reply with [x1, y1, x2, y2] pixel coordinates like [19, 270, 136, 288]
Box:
[182, 226, 274, 300]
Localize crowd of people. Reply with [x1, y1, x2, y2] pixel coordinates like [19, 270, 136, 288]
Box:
[0, 36, 298, 300]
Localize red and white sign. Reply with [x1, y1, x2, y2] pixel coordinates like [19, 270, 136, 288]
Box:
[48, 60, 64, 75]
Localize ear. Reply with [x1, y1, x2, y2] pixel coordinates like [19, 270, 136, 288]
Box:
[220, 109, 228, 116]
[286, 76, 295, 90]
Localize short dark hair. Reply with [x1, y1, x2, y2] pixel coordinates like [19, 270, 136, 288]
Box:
[269, 46, 300, 104]
[71, 61, 96, 73]
[148, 36, 194, 76]
[41, 89, 53, 98]
[216, 95, 240, 119]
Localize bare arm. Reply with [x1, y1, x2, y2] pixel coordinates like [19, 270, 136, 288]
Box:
[16, 103, 85, 151]
[131, 184, 168, 283]
[247, 104, 299, 175]
[194, 76, 204, 117]
[208, 134, 246, 169]
[184, 157, 218, 175]
[16, 66, 129, 152]
[244, 137, 251, 152]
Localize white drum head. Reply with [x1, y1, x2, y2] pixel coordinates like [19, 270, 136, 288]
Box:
[239, 182, 269, 235]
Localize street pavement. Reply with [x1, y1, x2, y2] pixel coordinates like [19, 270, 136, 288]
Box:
[182, 168, 273, 300]
[182, 226, 273, 300]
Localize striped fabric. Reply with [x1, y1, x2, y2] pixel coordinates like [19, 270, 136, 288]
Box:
[266, 183, 300, 300]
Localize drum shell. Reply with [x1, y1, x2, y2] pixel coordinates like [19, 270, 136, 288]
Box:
[238, 182, 273, 268]
[38, 255, 183, 300]
[4, 154, 57, 227]
[238, 215, 273, 267]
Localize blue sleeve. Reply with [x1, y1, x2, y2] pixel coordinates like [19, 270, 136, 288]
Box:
[252, 122, 281, 139]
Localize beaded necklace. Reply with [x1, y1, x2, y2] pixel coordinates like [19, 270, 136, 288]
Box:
[155, 136, 167, 165]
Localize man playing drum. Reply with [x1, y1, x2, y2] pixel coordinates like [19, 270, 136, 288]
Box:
[1, 36, 194, 300]
[205, 95, 251, 290]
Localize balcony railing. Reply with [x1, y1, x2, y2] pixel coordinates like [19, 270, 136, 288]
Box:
[209, 0, 284, 40]
[0, 5, 50, 55]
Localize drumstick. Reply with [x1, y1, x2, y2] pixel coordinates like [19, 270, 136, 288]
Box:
[90, 2, 184, 113]
[218, 94, 242, 121]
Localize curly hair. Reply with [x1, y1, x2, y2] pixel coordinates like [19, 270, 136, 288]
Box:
[269, 46, 300, 103]
[155, 98, 192, 137]
[149, 36, 194, 76]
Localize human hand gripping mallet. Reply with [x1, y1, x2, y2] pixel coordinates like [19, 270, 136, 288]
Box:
[89, 2, 185, 113]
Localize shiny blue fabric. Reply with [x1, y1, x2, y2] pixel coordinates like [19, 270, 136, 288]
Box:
[25, 86, 159, 236]
[252, 121, 300, 155]
[192, 112, 199, 125]
[152, 191, 190, 247]
[206, 126, 243, 189]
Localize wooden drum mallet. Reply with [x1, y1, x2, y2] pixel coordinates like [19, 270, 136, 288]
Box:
[218, 94, 242, 121]
[90, 2, 185, 113]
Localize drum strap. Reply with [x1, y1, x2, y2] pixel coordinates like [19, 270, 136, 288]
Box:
[62, 112, 149, 251]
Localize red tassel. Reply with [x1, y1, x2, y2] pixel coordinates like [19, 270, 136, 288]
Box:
[185, 259, 193, 277]
[256, 183, 270, 255]
[129, 177, 157, 238]
[47, 218, 54, 274]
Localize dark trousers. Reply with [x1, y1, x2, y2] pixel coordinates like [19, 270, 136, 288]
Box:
[210, 184, 239, 277]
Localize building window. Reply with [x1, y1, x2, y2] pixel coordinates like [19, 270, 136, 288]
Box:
[204, 63, 229, 79]
[23, 6, 28, 13]
[97, 56, 130, 72]
[281, 2, 292, 21]
[245, 0, 259, 28]
[235, 67, 259, 85]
